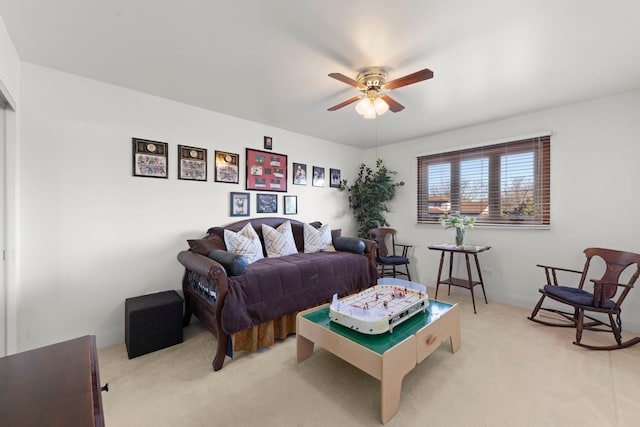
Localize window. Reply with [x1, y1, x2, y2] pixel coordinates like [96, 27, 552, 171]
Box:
[417, 135, 550, 226]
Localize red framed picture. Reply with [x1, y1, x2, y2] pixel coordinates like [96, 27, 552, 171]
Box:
[246, 148, 288, 192]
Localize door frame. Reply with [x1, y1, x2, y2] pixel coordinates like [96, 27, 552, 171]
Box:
[1, 81, 17, 356]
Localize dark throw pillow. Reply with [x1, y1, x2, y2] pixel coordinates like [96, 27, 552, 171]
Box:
[187, 235, 226, 255]
[207, 249, 249, 276]
[333, 236, 365, 254]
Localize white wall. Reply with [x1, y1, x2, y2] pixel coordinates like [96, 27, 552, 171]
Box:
[17, 63, 363, 351]
[373, 89, 640, 332]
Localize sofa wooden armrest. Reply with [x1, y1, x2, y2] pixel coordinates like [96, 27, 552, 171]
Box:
[177, 250, 231, 371]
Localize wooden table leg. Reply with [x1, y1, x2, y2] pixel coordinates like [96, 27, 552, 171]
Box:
[447, 252, 454, 295]
[465, 253, 477, 314]
[380, 336, 417, 424]
[445, 304, 462, 352]
[297, 334, 315, 362]
[473, 253, 489, 304]
[435, 251, 445, 300]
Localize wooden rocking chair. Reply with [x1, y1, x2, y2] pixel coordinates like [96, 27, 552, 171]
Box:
[528, 247, 640, 350]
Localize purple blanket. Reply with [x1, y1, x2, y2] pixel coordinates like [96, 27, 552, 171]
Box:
[221, 251, 378, 334]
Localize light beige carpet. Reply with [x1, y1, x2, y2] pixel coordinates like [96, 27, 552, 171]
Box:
[98, 290, 640, 426]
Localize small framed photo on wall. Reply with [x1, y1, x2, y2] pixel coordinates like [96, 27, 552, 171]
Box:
[330, 168, 341, 188]
[293, 163, 307, 185]
[284, 195, 297, 215]
[264, 136, 273, 150]
[132, 138, 168, 179]
[215, 151, 239, 184]
[256, 193, 278, 214]
[230, 192, 250, 217]
[178, 145, 207, 181]
[312, 166, 325, 187]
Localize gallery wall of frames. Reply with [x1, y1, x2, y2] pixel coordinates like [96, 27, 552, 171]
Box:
[132, 136, 341, 216]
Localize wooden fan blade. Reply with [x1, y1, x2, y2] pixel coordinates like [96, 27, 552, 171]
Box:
[383, 68, 434, 90]
[328, 73, 365, 89]
[380, 95, 405, 112]
[327, 96, 362, 111]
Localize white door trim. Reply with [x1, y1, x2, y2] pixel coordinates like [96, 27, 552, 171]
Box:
[1, 83, 18, 355]
[0, 99, 6, 356]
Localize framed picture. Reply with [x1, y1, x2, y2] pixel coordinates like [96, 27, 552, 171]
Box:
[284, 195, 297, 215]
[256, 193, 278, 214]
[230, 192, 250, 217]
[215, 151, 239, 183]
[264, 136, 273, 150]
[312, 166, 325, 187]
[330, 168, 341, 188]
[246, 148, 288, 192]
[293, 162, 307, 185]
[132, 138, 168, 179]
[178, 145, 207, 181]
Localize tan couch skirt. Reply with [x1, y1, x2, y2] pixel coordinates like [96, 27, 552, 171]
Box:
[232, 312, 298, 352]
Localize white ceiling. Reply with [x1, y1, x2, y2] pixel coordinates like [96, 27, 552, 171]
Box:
[2, 0, 640, 148]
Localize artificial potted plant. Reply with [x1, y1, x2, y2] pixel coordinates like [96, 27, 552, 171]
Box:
[339, 159, 405, 238]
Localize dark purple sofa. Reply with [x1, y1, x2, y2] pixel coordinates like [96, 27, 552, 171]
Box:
[177, 217, 378, 371]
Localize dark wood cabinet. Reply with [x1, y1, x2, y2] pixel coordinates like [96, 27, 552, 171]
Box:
[0, 335, 105, 426]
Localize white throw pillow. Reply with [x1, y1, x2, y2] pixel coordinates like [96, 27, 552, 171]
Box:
[304, 223, 335, 253]
[223, 223, 264, 264]
[262, 221, 298, 258]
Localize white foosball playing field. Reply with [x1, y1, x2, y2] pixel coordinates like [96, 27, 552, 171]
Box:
[329, 278, 428, 334]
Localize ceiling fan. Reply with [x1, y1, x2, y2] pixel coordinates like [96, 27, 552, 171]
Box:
[327, 67, 434, 118]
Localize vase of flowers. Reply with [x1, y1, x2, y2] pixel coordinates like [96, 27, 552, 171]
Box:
[440, 212, 476, 247]
[455, 227, 465, 246]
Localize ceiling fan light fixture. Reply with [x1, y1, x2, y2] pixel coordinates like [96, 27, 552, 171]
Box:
[374, 97, 389, 115]
[355, 94, 387, 119]
[355, 97, 371, 115]
[358, 99, 377, 119]
[363, 108, 377, 119]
